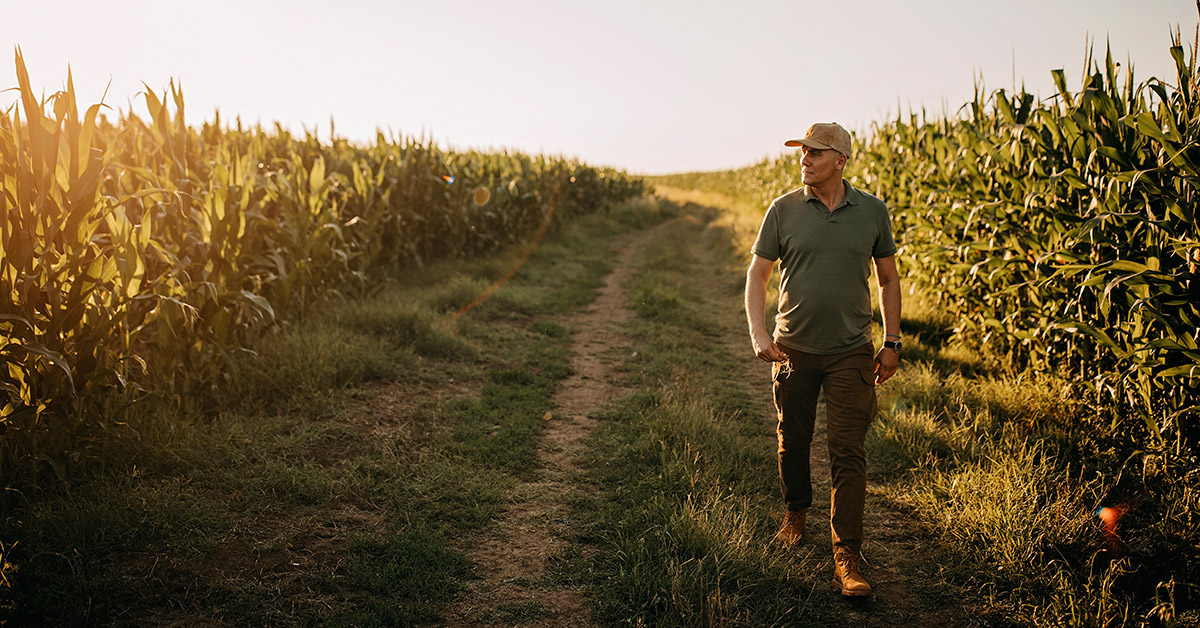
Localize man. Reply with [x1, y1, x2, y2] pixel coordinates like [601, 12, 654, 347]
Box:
[744, 122, 902, 597]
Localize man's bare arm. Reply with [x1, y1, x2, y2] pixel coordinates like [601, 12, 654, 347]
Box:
[746, 254, 786, 362]
[872, 255, 902, 383]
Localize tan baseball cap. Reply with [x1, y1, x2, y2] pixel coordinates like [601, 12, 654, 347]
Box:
[785, 122, 851, 156]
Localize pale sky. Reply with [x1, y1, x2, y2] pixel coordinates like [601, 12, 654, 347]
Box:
[2, 1, 1196, 174]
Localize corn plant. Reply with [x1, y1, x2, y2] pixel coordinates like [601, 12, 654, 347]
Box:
[0, 49, 647, 487]
[1, 52, 143, 483]
[850, 38, 1199, 471]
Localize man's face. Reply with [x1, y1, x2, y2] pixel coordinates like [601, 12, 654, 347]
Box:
[800, 146, 846, 187]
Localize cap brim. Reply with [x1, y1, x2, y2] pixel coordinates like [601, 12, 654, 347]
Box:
[784, 138, 833, 149]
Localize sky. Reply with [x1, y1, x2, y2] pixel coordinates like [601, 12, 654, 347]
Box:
[2, 0, 1197, 175]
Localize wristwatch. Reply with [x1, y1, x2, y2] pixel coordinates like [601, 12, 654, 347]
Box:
[883, 339, 902, 355]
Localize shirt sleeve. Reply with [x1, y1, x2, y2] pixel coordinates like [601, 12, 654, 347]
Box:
[752, 202, 781, 261]
[872, 206, 898, 258]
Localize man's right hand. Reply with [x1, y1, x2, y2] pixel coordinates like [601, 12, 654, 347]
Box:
[752, 333, 787, 363]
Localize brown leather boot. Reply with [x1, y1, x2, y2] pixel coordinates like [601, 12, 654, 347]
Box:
[773, 509, 806, 546]
[832, 547, 872, 597]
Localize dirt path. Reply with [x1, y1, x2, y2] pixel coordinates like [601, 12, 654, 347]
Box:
[442, 230, 649, 627]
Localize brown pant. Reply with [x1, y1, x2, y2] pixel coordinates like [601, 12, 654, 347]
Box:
[773, 342, 877, 552]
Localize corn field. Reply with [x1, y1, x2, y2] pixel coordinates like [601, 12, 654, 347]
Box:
[658, 35, 1199, 509]
[858, 37, 1198, 474]
[0, 50, 646, 486]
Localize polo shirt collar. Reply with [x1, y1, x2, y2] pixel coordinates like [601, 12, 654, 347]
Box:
[801, 180, 859, 210]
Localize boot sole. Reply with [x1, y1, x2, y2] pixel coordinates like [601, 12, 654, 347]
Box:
[832, 577, 872, 597]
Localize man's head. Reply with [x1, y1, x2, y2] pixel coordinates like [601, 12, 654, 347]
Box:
[786, 123, 851, 187]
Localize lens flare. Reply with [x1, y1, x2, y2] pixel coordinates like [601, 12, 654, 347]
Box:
[447, 175, 567, 321]
[441, 175, 455, 184]
[1096, 504, 1127, 549]
[473, 186, 491, 206]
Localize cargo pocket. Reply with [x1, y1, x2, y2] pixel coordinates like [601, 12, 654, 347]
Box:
[859, 367, 877, 387]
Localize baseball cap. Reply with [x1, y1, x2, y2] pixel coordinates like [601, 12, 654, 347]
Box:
[784, 122, 851, 156]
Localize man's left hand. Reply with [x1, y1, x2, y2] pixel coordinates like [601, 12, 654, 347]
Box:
[873, 346, 899, 385]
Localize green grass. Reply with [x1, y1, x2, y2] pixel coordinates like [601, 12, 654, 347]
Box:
[321, 528, 473, 627]
[0, 202, 663, 626]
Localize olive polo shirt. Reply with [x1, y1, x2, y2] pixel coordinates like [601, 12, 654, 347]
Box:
[751, 180, 898, 355]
